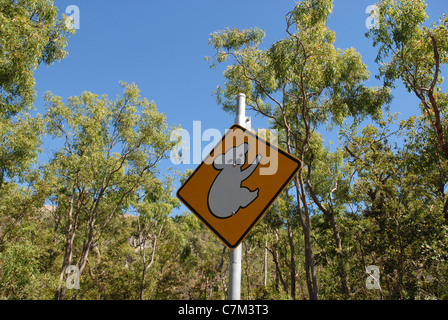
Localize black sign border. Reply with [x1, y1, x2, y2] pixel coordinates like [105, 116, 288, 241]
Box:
[176, 124, 302, 249]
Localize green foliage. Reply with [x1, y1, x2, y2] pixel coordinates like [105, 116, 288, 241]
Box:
[0, 0, 68, 188]
[205, 0, 448, 300]
[207, 2, 391, 128]
[41, 82, 179, 300]
[367, 0, 448, 159]
[1, 0, 448, 301]
[0, 1, 70, 277]
[0, 240, 39, 299]
[0, 0, 73, 116]
[0, 113, 43, 186]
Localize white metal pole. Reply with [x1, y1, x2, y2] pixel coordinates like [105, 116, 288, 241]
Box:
[229, 240, 242, 300]
[229, 93, 249, 300]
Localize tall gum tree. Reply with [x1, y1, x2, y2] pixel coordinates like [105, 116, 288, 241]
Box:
[44, 83, 178, 300]
[0, 1, 73, 295]
[366, 0, 448, 221]
[207, 0, 391, 299]
[0, 0, 73, 186]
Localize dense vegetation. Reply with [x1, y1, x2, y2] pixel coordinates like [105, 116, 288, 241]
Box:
[1, 0, 447, 300]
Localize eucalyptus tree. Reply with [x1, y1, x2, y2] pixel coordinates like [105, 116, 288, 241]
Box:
[340, 113, 448, 299]
[367, 0, 448, 159]
[207, 0, 391, 299]
[0, 0, 73, 297]
[367, 0, 448, 222]
[0, 0, 73, 184]
[133, 177, 178, 300]
[0, 0, 72, 247]
[0, 0, 73, 115]
[44, 83, 177, 300]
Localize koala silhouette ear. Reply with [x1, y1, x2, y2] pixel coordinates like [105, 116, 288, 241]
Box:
[213, 154, 225, 170]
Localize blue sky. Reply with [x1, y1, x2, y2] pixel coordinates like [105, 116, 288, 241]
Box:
[34, 0, 447, 212]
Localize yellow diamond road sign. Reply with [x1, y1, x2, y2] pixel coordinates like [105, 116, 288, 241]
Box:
[176, 124, 302, 248]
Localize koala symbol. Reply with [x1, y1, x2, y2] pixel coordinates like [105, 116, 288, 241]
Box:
[207, 143, 263, 219]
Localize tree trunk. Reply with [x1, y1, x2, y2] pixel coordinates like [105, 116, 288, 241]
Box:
[271, 245, 288, 294]
[139, 223, 162, 300]
[55, 191, 78, 300]
[443, 196, 448, 223]
[264, 240, 268, 287]
[307, 180, 351, 297]
[303, 223, 318, 300]
[294, 175, 319, 300]
[140, 262, 147, 300]
[329, 214, 351, 297]
[287, 223, 296, 299]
